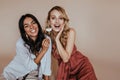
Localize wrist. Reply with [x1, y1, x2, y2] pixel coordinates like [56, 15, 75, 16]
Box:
[41, 48, 47, 53]
[55, 38, 59, 42]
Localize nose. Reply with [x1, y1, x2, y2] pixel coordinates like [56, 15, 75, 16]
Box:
[29, 24, 33, 29]
[56, 18, 59, 23]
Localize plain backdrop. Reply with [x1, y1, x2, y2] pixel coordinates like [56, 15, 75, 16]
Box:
[0, 0, 120, 80]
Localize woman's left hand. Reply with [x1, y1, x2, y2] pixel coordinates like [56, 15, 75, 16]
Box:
[42, 38, 50, 51]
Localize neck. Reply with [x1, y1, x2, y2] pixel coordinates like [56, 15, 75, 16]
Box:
[30, 37, 37, 42]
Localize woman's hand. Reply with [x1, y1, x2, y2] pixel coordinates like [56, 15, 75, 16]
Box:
[55, 24, 65, 41]
[34, 38, 50, 65]
[42, 38, 50, 51]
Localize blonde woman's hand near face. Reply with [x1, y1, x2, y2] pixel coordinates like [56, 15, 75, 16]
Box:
[56, 24, 65, 41]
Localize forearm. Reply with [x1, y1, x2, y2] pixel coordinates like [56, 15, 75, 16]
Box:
[34, 50, 47, 65]
[56, 39, 70, 62]
[34, 38, 50, 64]
[43, 75, 49, 80]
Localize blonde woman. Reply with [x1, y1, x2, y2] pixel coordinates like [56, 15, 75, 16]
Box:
[45, 6, 97, 80]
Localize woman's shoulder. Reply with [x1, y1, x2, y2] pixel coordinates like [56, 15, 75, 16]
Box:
[69, 27, 75, 32]
[68, 27, 76, 35]
[16, 37, 25, 48]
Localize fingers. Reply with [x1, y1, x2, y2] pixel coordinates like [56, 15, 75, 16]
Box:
[59, 24, 65, 34]
[56, 24, 65, 40]
[42, 38, 50, 48]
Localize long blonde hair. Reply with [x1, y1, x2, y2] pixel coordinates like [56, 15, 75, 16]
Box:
[45, 6, 70, 48]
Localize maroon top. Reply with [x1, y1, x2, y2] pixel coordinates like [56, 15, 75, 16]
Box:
[52, 45, 97, 80]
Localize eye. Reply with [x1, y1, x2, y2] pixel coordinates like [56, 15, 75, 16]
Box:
[51, 17, 55, 20]
[24, 25, 28, 28]
[59, 17, 64, 20]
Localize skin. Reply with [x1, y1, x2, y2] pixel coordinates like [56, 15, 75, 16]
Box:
[49, 10, 76, 63]
[24, 17, 39, 41]
[23, 17, 49, 80]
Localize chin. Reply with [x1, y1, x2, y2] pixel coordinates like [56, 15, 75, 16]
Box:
[54, 30, 60, 32]
[53, 28, 60, 32]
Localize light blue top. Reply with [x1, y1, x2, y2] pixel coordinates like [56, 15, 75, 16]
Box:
[3, 35, 51, 80]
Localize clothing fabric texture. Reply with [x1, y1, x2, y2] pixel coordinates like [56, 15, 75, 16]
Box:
[17, 70, 38, 80]
[3, 35, 51, 80]
[52, 45, 97, 80]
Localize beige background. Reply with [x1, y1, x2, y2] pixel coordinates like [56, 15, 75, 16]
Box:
[0, 0, 120, 80]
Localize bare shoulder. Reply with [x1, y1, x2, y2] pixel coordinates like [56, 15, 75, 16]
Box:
[69, 28, 76, 35]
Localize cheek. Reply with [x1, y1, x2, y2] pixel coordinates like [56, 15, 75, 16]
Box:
[35, 25, 39, 30]
[50, 21, 54, 25]
[24, 28, 29, 34]
[24, 28, 27, 32]
[50, 19, 55, 23]
[60, 20, 65, 24]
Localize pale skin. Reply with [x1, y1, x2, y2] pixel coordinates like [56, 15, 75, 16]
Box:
[49, 10, 76, 63]
[24, 17, 49, 80]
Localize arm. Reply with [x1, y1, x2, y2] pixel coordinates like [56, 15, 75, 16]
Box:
[34, 38, 50, 65]
[42, 36, 52, 80]
[44, 76, 49, 80]
[3, 38, 50, 79]
[56, 28, 76, 62]
[16, 39, 38, 71]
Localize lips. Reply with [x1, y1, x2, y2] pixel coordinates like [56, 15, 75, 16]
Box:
[54, 24, 61, 28]
[52, 24, 61, 32]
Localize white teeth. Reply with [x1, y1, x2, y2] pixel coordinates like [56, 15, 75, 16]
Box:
[46, 28, 52, 32]
[55, 25, 60, 26]
[31, 29, 35, 32]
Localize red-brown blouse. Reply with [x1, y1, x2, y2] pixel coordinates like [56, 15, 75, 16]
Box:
[52, 45, 97, 80]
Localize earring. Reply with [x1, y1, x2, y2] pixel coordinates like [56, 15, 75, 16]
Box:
[26, 34, 29, 39]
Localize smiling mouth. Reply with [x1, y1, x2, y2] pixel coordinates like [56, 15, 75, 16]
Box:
[31, 29, 35, 33]
[55, 25, 60, 28]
